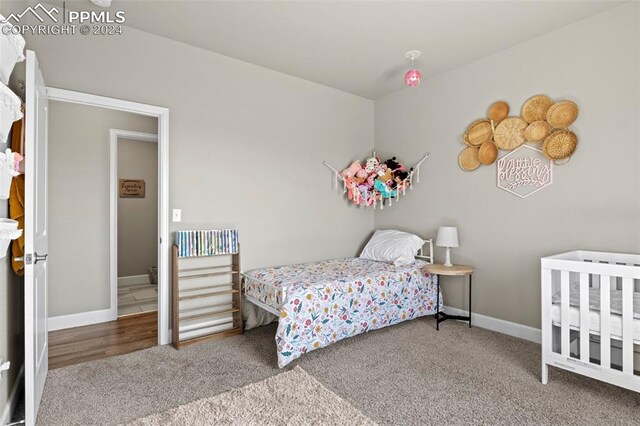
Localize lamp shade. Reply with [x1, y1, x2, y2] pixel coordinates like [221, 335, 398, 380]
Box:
[436, 227, 459, 248]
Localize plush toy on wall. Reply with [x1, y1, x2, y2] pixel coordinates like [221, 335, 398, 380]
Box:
[324, 151, 430, 209]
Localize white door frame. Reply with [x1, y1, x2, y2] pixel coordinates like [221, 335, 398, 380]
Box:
[46, 87, 171, 345]
[110, 129, 158, 319]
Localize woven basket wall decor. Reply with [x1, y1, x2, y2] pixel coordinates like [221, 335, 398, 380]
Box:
[459, 146, 481, 171]
[463, 119, 493, 146]
[478, 140, 498, 165]
[546, 100, 579, 127]
[542, 129, 578, 161]
[521, 95, 554, 123]
[493, 117, 527, 150]
[487, 101, 509, 123]
[524, 120, 551, 143]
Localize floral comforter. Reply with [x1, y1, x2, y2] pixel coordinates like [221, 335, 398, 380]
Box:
[244, 258, 441, 367]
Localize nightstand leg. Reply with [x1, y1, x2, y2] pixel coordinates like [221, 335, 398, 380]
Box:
[468, 274, 472, 328]
[436, 274, 440, 331]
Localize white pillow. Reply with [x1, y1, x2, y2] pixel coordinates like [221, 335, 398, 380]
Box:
[360, 230, 424, 266]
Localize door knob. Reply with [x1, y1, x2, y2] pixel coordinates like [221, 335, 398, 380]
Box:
[18, 253, 48, 265]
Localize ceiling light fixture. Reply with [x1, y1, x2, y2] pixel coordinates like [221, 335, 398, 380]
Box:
[404, 50, 422, 88]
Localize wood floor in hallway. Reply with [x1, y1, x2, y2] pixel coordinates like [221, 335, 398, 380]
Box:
[49, 311, 157, 369]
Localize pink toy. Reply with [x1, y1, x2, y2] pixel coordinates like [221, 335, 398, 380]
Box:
[355, 168, 368, 179]
[340, 161, 362, 178]
[344, 176, 357, 200]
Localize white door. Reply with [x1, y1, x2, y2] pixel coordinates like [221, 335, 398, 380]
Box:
[24, 50, 49, 426]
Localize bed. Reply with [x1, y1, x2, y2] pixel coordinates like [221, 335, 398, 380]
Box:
[243, 236, 439, 367]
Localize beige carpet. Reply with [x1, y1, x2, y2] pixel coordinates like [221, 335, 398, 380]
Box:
[37, 318, 640, 425]
[125, 366, 374, 425]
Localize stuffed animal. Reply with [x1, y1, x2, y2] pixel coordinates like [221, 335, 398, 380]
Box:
[384, 157, 401, 172]
[358, 183, 371, 204]
[374, 179, 396, 199]
[377, 169, 394, 184]
[366, 173, 376, 187]
[344, 176, 357, 200]
[356, 168, 368, 179]
[340, 161, 362, 178]
[365, 156, 379, 173]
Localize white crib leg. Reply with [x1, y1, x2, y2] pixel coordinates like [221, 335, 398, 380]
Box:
[541, 363, 548, 385]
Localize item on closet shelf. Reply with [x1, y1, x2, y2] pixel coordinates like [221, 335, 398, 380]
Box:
[546, 100, 579, 128]
[478, 140, 498, 165]
[436, 227, 459, 267]
[463, 119, 493, 147]
[0, 17, 26, 84]
[0, 83, 23, 144]
[521, 94, 554, 124]
[458, 146, 480, 171]
[524, 120, 551, 143]
[323, 151, 429, 209]
[487, 101, 509, 123]
[0, 218, 22, 259]
[542, 129, 578, 162]
[0, 149, 22, 199]
[493, 117, 527, 150]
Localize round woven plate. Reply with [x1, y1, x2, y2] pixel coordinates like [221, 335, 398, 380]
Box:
[478, 141, 498, 165]
[463, 119, 493, 146]
[543, 129, 578, 160]
[458, 146, 481, 171]
[524, 120, 551, 143]
[521, 95, 554, 123]
[546, 100, 578, 127]
[493, 116, 527, 150]
[487, 101, 509, 123]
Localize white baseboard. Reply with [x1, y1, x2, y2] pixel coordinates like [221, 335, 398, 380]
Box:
[443, 306, 541, 344]
[118, 274, 150, 287]
[0, 364, 23, 426]
[48, 308, 116, 331]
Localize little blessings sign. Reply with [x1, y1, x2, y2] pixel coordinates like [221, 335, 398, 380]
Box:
[496, 145, 552, 198]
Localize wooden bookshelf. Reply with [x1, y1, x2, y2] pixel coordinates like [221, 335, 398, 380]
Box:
[172, 244, 243, 349]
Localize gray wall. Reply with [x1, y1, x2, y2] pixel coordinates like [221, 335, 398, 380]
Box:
[48, 102, 157, 317]
[24, 16, 374, 278]
[374, 3, 640, 329]
[117, 138, 158, 278]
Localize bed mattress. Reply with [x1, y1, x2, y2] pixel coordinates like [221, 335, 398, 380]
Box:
[243, 257, 440, 367]
[551, 281, 640, 343]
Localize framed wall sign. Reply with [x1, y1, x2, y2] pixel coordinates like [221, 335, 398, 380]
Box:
[119, 179, 145, 198]
[496, 145, 552, 198]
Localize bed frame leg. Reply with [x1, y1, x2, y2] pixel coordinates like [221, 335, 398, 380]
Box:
[541, 362, 548, 385]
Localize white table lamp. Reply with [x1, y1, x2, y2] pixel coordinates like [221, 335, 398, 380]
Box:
[436, 226, 459, 267]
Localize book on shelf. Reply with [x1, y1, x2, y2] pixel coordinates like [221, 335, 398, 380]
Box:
[174, 229, 239, 257]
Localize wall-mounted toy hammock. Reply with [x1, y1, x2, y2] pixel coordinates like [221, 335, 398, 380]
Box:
[323, 152, 430, 209]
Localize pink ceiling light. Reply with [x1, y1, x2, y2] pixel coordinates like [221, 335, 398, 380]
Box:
[404, 50, 422, 88]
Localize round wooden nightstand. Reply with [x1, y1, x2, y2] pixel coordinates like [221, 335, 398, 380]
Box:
[426, 264, 474, 330]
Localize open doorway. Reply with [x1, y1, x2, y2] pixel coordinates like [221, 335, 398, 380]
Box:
[111, 130, 159, 318]
[43, 96, 167, 370]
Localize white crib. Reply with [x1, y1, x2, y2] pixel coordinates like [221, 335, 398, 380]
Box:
[541, 250, 640, 393]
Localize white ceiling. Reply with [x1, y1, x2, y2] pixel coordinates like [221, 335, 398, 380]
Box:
[53, 1, 622, 99]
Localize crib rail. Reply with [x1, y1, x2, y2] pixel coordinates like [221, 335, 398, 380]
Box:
[541, 251, 640, 393]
